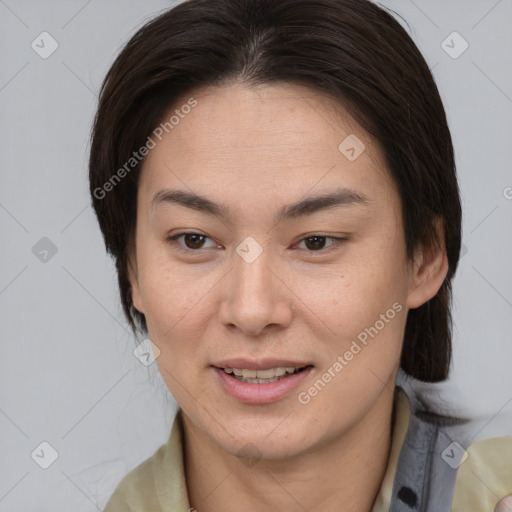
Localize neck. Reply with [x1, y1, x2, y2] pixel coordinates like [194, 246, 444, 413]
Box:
[183, 385, 397, 512]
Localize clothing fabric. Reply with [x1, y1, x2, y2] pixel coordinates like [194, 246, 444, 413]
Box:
[104, 379, 512, 511]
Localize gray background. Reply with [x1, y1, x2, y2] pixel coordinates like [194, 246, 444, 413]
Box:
[0, 0, 511, 510]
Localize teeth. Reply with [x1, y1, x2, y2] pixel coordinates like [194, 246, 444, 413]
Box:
[254, 369, 273, 379]
[222, 366, 304, 382]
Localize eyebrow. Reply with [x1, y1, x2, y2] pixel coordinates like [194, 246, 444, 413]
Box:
[151, 187, 373, 223]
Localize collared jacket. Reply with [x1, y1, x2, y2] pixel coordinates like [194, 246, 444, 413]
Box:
[104, 374, 512, 511]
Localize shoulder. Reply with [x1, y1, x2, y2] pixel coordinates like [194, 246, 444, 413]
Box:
[103, 442, 167, 512]
[391, 378, 512, 511]
[102, 410, 189, 511]
[451, 435, 512, 512]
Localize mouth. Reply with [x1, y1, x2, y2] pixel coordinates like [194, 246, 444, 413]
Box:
[219, 365, 312, 384]
[212, 361, 314, 404]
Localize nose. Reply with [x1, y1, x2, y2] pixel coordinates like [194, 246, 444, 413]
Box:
[219, 243, 294, 337]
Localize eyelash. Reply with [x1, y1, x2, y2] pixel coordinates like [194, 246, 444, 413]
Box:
[166, 232, 349, 254]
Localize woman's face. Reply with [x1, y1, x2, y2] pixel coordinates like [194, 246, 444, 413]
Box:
[129, 82, 440, 460]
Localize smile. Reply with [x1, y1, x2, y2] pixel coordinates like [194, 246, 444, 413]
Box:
[222, 366, 308, 384]
[213, 363, 314, 404]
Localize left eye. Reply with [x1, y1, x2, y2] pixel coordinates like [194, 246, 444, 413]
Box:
[295, 236, 346, 251]
[168, 233, 346, 252]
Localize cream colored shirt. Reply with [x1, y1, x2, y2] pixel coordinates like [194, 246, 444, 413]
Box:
[104, 388, 512, 511]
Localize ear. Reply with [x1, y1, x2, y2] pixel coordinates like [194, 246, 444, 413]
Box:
[127, 240, 145, 314]
[406, 216, 449, 310]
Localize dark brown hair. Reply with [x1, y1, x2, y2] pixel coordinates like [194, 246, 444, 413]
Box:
[89, 0, 462, 382]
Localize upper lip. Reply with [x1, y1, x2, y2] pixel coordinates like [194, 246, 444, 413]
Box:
[212, 359, 312, 370]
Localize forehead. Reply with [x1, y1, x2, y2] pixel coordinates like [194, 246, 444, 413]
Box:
[139, 82, 396, 213]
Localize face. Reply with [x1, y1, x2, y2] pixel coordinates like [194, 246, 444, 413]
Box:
[129, 82, 443, 460]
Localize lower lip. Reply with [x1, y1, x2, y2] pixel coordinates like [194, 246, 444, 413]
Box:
[213, 366, 314, 404]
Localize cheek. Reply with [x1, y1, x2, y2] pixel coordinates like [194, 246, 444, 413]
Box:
[302, 242, 408, 366]
[137, 239, 206, 322]
[142, 274, 209, 352]
[139, 260, 211, 403]
[298, 257, 407, 417]
[305, 278, 406, 371]
[136, 247, 220, 378]
[311, 245, 406, 321]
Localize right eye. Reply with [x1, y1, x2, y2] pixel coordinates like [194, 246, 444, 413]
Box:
[167, 232, 220, 251]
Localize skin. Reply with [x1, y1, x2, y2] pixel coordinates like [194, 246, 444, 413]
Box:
[128, 82, 448, 512]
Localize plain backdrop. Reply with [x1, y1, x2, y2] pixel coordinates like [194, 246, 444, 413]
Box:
[0, 0, 511, 510]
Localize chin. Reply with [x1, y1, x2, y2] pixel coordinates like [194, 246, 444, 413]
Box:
[229, 437, 310, 464]
[214, 419, 318, 463]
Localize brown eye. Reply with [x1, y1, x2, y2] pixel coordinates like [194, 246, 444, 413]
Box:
[297, 236, 347, 252]
[167, 232, 217, 251]
[183, 233, 206, 249]
[304, 236, 329, 251]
